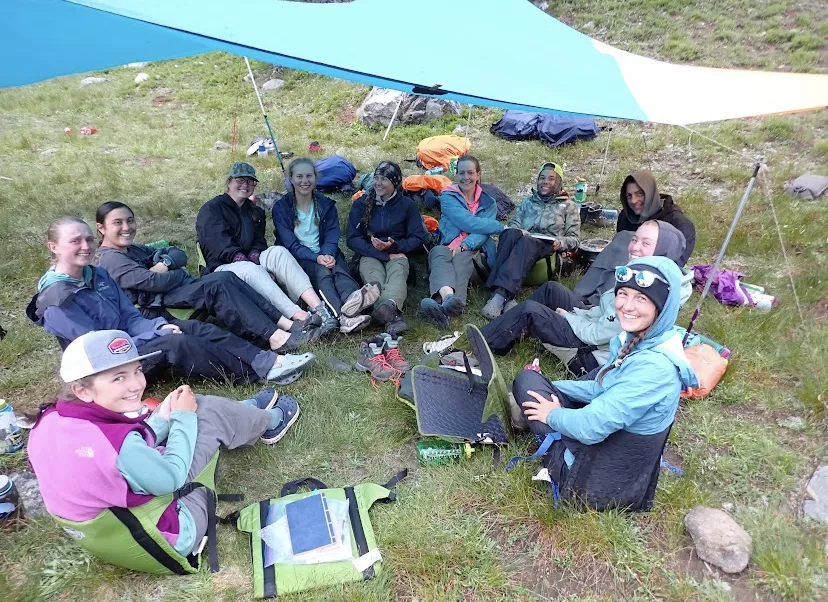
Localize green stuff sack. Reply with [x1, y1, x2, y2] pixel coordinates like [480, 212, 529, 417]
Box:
[228, 471, 407, 599]
[52, 452, 225, 575]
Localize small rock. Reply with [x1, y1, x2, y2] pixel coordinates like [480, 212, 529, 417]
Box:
[134, 73, 150, 84]
[685, 506, 752, 573]
[39, 148, 58, 157]
[243, 73, 254, 83]
[453, 124, 468, 135]
[214, 141, 231, 151]
[722, 502, 735, 512]
[777, 416, 805, 431]
[583, 21, 595, 30]
[804, 466, 828, 524]
[532, 0, 549, 10]
[10, 471, 47, 518]
[262, 79, 285, 91]
[80, 77, 107, 86]
[125, 62, 148, 69]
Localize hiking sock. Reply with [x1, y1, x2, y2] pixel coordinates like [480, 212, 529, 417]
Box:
[268, 407, 285, 430]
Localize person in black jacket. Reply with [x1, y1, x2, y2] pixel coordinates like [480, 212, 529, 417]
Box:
[273, 158, 379, 334]
[346, 161, 428, 336]
[616, 170, 695, 266]
[94, 201, 316, 352]
[196, 162, 337, 335]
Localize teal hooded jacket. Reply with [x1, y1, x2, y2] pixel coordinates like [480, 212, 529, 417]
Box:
[547, 255, 699, 446]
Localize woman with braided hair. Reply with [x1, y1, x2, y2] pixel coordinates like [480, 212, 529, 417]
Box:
[346, 160, 429, 335]
[273, 158, 380, 334]
[513, 254, 698, 510]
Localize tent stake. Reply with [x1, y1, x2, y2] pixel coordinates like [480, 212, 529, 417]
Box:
[244, 57, 286, 177]
[383, 93, 406, 141]
[683, 160, 762, 344]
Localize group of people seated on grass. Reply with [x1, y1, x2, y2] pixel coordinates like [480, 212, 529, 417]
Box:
[24, 154, 699, 567]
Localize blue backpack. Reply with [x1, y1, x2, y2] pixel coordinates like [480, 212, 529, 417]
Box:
[313, 155, 357, 192]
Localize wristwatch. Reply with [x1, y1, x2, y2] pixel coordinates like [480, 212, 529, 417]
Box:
[160, 255, 174, 268]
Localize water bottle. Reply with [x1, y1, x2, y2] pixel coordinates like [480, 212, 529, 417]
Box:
[449, 156, 459, 177]
[0, 475, 23, 527]
[601, 208, 619, 222]
[0, 400, 24, 454]
[424, 166, 445, 175]
[257, 144, 268, 159]
[416, 441, 474, 466]
[574, 179, 587, 203]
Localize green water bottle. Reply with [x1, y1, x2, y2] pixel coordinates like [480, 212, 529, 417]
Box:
[416, 440, 474, 466]
[144, 240, 169, 249]
[574, 179, 587, 203]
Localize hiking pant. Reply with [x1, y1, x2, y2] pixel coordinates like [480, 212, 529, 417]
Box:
[178, 394, 272, 553]
[428, 246, 475, 305]
[529, 280, 589, 311]
[359, 256, 409, 309]
[486, 228, 555, 298]
[298, 250, 359, 315]
[215, 246, 312, 318]
[161, 271, 282, 347]
[138, 320, 276, 385]
[512, 370, 586, 486]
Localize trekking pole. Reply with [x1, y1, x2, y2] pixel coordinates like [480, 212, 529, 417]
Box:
[383, 93, 406, 141]
[682, 160, 762, 345]
[593, 125, 613, 199]
[244, 57, 287, 177]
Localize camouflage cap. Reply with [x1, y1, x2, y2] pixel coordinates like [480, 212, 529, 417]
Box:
[228, 162, 259, 181]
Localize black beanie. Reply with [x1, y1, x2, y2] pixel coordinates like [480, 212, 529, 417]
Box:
[374, 161, 403, 189]
[614, 264, 670, 315]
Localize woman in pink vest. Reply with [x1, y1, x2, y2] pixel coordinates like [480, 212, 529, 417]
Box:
[28, 330, 299, 561]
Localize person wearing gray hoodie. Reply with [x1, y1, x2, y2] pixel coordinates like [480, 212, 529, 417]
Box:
[479, 221, 692, 376]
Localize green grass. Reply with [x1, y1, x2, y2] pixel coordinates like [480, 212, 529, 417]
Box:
[1, 1, 827, 600]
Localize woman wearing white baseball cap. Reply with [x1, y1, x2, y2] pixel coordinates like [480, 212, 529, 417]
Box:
[28, 330, 300, 566]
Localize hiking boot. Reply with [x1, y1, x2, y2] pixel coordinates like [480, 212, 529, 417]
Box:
[341, 283, 381, 318]
[261, 395, 300, 444]
[381, 333, 411, 372]
[419, 297, 450, 329]
[441, 294, 466, 318]
[313, 305, 339, 336]
[385, 314, 409, 337]
[481, 294, 505, 320]
[422, 331, 462, 355]
[273, 327, 320, 353]
[354, 339, 397, 382]
[290, 313, 321, 333]
[503, 299, 519, 314]
[371, 299, 397, 326]
[339, 313, 371, 334]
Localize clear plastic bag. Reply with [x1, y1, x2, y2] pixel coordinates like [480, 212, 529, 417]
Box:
[259, 495, 352, 567]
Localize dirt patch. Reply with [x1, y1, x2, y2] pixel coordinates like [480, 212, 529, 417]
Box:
[131, 156, 167, 165]
[337, 105, 357, 125]
[809, 295, 828, 322]
[668, 547, 771, 602]
[152, 96, 172, 106]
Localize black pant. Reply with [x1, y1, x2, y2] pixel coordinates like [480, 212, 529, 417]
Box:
[528, 280, 588, 311]
[161, 272, 282, 347]
[298, 250, 359, 314]
[486, 229, 555, 297]
[138, 320, 273, 385]
[512, 370, 586, 485]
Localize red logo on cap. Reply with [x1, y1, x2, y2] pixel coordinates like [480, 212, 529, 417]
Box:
[108, 337, 132, 355]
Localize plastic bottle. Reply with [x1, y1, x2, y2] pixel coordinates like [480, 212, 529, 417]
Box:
[449, 157, 459, 177]
[424, 166, 445, 175]
[257, 144, 267, 159]
[0, 400, 24, 454]
[416, 441, 474, 466]
[574, 179, 587, 203]
[601, 208, 619, 222]
[143, 240, 169, 249]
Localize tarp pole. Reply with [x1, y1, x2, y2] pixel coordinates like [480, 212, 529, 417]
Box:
[682, 160, 762, 344]
[383, 93, 406, 141]
[464, 104, 473, 144]
[244, 57, 286, 176]
[594, 126, 613, 199]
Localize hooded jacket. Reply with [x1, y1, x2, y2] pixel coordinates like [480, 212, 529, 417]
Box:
[346, 191, 429, 262]
[95, 245, 195, 306]
[196, 193, 268, 273]
[437, 184, 503, 265]
[27, 266, 168, 349]
[547, 255, 699, 446]
[272, 191, 342, 262]
[508, 163, 581, 251]
[617, 170, 696, 265]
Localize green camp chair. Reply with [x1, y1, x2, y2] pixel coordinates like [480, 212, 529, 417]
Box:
[51, 452, 230, 575]
[524, 253, 562, 287]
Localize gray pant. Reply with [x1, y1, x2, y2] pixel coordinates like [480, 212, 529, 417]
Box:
[428, 246, 475, 304]
[178, 394, 271, 552]
[359, 256, 409, 308]
[216, 246, 312, 317]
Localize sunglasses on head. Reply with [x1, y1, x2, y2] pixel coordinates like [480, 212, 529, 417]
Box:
[615, 266, 668, 288]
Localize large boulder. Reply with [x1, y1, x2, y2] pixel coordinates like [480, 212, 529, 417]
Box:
[356, 88, 462, 127]
[685, 506, 752, 573]
[804, 465, 828, 524]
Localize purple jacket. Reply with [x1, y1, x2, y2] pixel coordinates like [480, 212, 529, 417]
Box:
[28, 401, 181, 545]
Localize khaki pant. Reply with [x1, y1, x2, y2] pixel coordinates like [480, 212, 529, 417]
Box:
[428, 246, 475, 304]
[216, 246, 312, 317]
[359, 256, 409, 309]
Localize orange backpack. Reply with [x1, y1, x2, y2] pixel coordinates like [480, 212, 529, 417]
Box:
[403, 174, 452, 194]
[416, 135, 471, 170]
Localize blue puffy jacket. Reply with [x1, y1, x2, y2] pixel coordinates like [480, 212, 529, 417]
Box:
[272, 191, 342, 262]
[438, 185, 504, 267]
[346, 192, 428, 262]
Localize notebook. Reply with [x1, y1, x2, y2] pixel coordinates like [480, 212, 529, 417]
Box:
[530, 233, 557, 242]
[285, 493, 337, 555]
